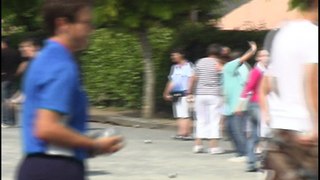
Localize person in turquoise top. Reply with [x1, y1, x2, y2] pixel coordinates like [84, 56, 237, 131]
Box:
[222, 42, 257, 162]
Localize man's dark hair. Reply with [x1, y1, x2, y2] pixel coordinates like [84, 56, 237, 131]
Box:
[171, 48, 186, 56]
[218, 55, 231, 65]
[42, 0, 92, 35]
[229, 50, 242, 60]
[207, 44, 222, 57]
[20, 37, 42, 48]
[289, 0, 318, 11]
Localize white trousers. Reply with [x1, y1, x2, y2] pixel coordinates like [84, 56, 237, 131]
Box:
[195, 95, 222, 139]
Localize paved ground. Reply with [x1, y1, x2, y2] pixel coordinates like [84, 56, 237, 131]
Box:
[2, 122, 266, 180]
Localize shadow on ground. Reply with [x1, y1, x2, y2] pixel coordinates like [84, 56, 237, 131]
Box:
[86, 170, 111, 176]
[87, 127, 105, 131]
[222, 149, 236, 154]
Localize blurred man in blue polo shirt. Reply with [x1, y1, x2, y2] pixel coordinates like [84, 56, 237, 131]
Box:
[16, 0, 123, 179]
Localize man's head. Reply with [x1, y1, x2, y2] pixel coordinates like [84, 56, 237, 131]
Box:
[255, 49, 269, 66]
[221, 47, 231, 56]
[19, 38, 41, 58]
[229, 50, 242, 60]
[171, 48, 186, 63]
[42, 0, 93, 51]
[207, 44, 222, 57]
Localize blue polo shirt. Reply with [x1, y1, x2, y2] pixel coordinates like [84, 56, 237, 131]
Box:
[21, 40, 88, 161]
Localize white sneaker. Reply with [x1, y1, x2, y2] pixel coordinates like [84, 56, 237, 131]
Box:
[209, 147, 225, 155]
[10, 94, 24, 104]
[1, 124, 10, 128]
[228, 156, 246, 162]
[255, 147, 262, 154]
[193, 145, 206, 153]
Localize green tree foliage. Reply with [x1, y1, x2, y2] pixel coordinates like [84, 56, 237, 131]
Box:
[93, 0, 222, 29]
[1, 16, 26, 36]
[2, 0, 42, 31]
[288, 0, 313, 11]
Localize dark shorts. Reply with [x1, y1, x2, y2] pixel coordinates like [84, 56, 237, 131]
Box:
[16, 154, 85, 180]
[261, 130, 318, 180]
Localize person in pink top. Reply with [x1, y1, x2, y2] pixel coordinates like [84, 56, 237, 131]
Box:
[236, 49, 269, 172]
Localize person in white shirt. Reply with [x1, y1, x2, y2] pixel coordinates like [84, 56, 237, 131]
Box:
[163, 48, 195, 140]
[259, 0, 318, 179]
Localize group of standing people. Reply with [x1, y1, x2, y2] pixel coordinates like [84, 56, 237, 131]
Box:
[1, 37, 40, 128]
[164, 41, 268, 172]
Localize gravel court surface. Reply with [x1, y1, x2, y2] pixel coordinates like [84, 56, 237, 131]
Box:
[2, 122, 266, 180]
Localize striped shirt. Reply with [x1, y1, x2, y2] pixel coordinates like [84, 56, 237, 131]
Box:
[195, 57, 222, 96]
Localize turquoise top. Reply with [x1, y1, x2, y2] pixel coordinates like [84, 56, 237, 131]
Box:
[222, 59, 250, 115]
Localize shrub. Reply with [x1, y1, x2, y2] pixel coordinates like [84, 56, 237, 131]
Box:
[81, 29, 144, 108]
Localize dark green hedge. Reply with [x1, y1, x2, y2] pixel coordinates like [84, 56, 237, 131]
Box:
[80, 29, 144, 108]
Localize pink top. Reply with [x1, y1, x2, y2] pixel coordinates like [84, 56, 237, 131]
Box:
[240, 63, 265, 103]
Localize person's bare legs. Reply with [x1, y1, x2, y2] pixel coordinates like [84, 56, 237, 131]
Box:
[219, 116, 225, 139]
[177, 118, 192, 136]
[195, 138, 202, 146]
[208, 138, 225, 154]
[209, 139, 218, 148]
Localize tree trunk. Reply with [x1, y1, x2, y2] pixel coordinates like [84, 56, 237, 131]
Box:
[190, 9, 199, 23]
[139, 30, 155, 119]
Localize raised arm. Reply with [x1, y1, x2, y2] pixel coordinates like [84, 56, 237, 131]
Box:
[239, 41, 257, 64]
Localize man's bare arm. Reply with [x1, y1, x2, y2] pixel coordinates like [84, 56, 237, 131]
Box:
[15, 61, 29, 76]
[187, 75, 197, 95]
[35, 109, 123, 155]
[163, 81, 174, 101]
[259, 75, 272, 125]
[303, 64, 318, 137]
[239, 41, 257, 64]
